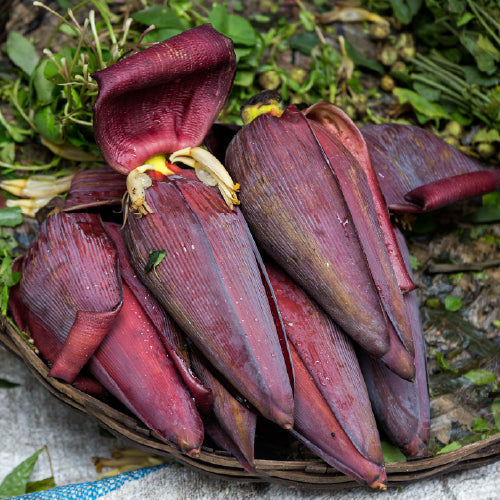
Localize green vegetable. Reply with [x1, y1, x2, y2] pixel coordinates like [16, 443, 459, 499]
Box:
[380, 441, 407, 463]
[0, 448, 44, 498]
[463, 369, 497, 385]
[5, 32, 40, 77]
[0, 378, 20, 388]
[444, 295, 463, 312]
[436, 441, 462, 454]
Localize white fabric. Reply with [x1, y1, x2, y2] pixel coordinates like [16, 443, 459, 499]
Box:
[1, 345, 498, 499]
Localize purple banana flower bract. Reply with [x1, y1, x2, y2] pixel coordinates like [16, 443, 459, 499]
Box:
[358, 226, 430, 458]
[361, 124, 500, 213]
[124, 177, 295, 429]
[19, 212, 123, 383]
[225, 106, 415, 380]
[266, 260, 386, 487]
[92, 25, 236, 174]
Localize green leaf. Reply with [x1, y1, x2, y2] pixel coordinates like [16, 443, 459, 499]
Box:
[426, 297, 441, 308]
[142, 28, 184, 44]
[390, 0, 423, 25]
[456, 12, 475, 27]
[434, 350, 458, 373]
[393, 88, 450, 121]
[0, 448, 44, 498]
[463, 369, 496, 386]
[472, 417, 490, 432]
[448, 0, 466, 14]
[465, 205, 500, 223]
[444, 295, 462, 312]
[380, 441, 406, 463]
[289, 33, 320, 56]
[144, 249, 166, 274]
[298, 9, 316, 32]
[33, 60, 56, 106]
[26, 477, 56, 494]
[462, 66, 500, 87]
[482, 190, 500, 207]
[493, 398, 500, 431]
[209, 5, 256, 47]
[132, 6, 190, 30]
[5, 32, 40, 77]
[234, 71, 255, 87]
[472, 128, 500, 144]
[0, 207, 23, 228]
[0, 378, 20, 388]
[34, 106, 62, 143]
[344, 39, 384, 74]
[473, 35, 500, 75]
[436, 441, 462, 454]
[413, 81, 442, 102]
[55, 0, 72, 8]
[0, 142, 15, 164]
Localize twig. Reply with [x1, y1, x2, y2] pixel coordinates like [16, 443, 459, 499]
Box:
[427, 259, 500, 274]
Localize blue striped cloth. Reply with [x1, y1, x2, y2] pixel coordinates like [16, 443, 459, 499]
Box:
[13, 464, 172, 500]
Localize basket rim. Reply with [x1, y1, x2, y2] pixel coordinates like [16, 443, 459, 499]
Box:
[1, 317, 499, 490]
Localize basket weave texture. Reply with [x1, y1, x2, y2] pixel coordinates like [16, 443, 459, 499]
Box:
[1, 318, 499, 490]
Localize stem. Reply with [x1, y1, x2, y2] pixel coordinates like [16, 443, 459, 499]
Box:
[428, 259, 500, 274]
[412, 54, 491, 105]
[0, 159, 60, 171]
[410, 75, 465, 107]
[33, 1, 81, 36]
[93, 0, 118, 46]
[89, 10, 104, 69]
[11, 79, 36, 129]
[63, 115, 93, 127]
[466, 0, 500, 47]
[66, 18, 88, 80]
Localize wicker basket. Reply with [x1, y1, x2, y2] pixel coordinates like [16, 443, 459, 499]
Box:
[1, 318, 499, 491]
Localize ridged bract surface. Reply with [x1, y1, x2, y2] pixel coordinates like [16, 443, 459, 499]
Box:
[191, 348, 257, 473]
[266, 261, 382, 466]
[64, 166, 127, 210]
[89, 283, 204, 455]
[362, 124, 500, 212]
[288, 342, 386, 489]
[93, 25, 236, 174]
[226, 108, 411, 367]
[359, 226, 430, 457]
[20, 213, 122, 382]
[104, 222, 212, 411]
[124, 177, 294, 428]
[304, 102, 415, 294]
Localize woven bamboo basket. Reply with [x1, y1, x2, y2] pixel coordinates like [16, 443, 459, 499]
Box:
[1, 317, 499, 491]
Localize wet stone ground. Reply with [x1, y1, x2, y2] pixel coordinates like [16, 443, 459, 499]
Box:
[406, 205, 499, 452]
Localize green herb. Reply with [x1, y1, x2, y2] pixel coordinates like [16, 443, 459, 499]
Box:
[0, 378, 20, 388]
[0, 207, 23, 228]
[434, 350, 458, 374]
[408, 254, 421, 271]
[380, 440, 406, 463]
[25, 477, 56, 494]
[493, 398, 500, 431]
[144, 249, 167, 276]
[463, 369, 497, 385]
[436, 441, 462, 454]
[0, 448, 44, 499]
[472, 417, 490, 432]
[0, 207, 22, 316]
[363, 0, 500, 131]
[444, 295, 463, 312]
